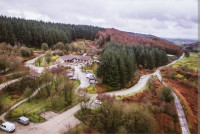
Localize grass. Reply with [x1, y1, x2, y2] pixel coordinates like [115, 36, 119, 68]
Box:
[0, 120, 3, 124]
[0, 77, 41, 115]
[0, 92, 27, 115]
[86, 85, 97, 94]
[34, 55, 59, 67]
[6, 80, 80, 123]
[171, 53, 198, 71]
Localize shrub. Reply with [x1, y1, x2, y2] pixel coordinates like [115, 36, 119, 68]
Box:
[45, 51, 51, 64]
[86, 99, 156, 133]
[148, 77, 156, 93]
[41, 43, 49, 51]
[159, 86, 174, 102]
[54, 42, 65, 50]
[169, 71, 177, 79]
[23, 86, 33, 98]
[20, 46, 33, 57]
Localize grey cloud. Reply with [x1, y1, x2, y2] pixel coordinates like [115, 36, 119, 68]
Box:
[0, 0, 198, 39]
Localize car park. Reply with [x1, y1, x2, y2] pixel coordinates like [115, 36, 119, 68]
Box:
[17, 116, 30, 125]
[0, 122, 15, 133]
[94, 99, 102, 105]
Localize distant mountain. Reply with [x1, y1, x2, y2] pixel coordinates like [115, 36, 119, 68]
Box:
[161, 38, 198, 46]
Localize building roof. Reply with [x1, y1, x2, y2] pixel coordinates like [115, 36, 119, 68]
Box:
[60, 55, 91, 61]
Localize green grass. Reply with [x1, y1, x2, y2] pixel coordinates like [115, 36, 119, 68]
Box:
[6, 80, 80, 123]
[86, 85, 97, 94]
[0, 93, 25, 115]
[171, 53, 198, 71]
[0, 120, 3, 124]
[34, 55, 59, 67]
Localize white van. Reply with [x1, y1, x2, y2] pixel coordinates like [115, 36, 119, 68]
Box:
[0, 122, 15, 132]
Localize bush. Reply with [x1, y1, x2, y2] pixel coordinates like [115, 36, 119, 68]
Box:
[169, 71, 177, 79]
[159, 86, 174, 102]
[54, 42, 65, 50]
[148, 77, 156, 93]
[20, 46, 33, 57]
[86, 99, 156, 133]
[23, 86, 33, 98]
[41, 43, 49, 51]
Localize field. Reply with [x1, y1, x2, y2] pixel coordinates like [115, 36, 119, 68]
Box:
[171, 53, 198, 71]
[6, 80, 80, 123]
[161, 53, 198, 133]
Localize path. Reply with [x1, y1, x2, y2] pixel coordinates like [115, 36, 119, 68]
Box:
[24, 54, 45, 73]
[0, 78, 22, 92]
[25, 53, 58, 73]
[0, 85, 46, 121]
[10, 66, 90, 134]
[155, 53, 190, 134]
[1, 53, 189, 134]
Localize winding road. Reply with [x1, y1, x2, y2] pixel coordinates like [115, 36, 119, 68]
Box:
[0, 53, 190, 134]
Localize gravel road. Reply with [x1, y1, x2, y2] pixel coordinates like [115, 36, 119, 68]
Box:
[0, 53, 189, 134]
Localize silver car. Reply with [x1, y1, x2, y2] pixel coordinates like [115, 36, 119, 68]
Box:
[17, 116, 30, 125]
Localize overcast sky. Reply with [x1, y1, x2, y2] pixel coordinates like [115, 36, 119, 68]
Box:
[0, 0, 198, 40]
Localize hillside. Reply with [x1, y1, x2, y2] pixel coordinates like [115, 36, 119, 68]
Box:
[0, 16, 104, 48]
[97, 28, 182, 55]
[0, 16, 182, 55]
[183, 42, 199, 52]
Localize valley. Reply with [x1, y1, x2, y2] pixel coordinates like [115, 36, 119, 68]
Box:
[0, 15, 198, 134]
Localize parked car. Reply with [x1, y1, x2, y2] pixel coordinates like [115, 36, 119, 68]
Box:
[85, 70, 92, 74]
[70, 76, 77, 80]
[88, 75, 96, 80]
[17, 116, 30, 125]
[0, 122, 15, 132]
[89, 79, 97, 84]
[94, 99, 102, 105]
[67, 71, 74, 77]
[86, 73, 94, 78]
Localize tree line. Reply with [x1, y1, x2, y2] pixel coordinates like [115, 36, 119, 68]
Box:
[97, 42, 168, 89]
[0, 16, 104, 48]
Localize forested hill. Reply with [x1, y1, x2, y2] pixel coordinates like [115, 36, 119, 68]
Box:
[0, 16, 104, 47]
[97, 28, 182, 56]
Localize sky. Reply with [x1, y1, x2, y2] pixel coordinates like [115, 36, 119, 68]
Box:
[0, 0, 198, 40]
